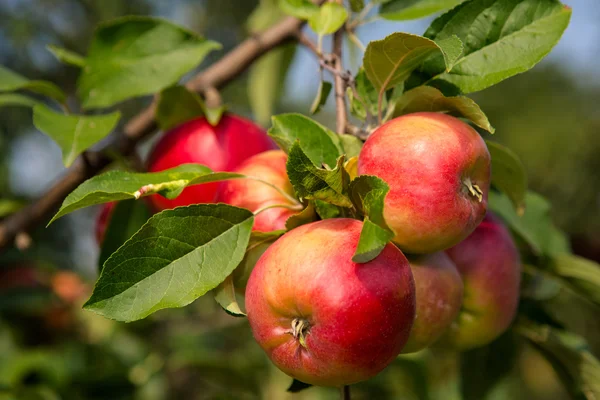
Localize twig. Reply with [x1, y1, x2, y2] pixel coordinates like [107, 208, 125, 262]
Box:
[340, 385, 351, 400]
[0, 15, 313, 251]
[332, 0, 347, 135]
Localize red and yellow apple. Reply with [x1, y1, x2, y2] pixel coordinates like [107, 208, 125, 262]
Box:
[245, 218, 416, 386]
[444, 214, 521, 350]
[216, 150, 300, 232]
[95, 202, 116, 244]
[147, 115, 275, 210]
[358, 112, 490, 254]
[402, 252, 463, 353]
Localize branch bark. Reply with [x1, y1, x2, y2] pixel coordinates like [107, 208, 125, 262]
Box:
[332, 8, 347, 135]
[0, 15, 310, 251]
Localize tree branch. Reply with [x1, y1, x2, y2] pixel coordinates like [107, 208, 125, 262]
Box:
[332, 4, 347, 135]
[0, 15, 310, 251]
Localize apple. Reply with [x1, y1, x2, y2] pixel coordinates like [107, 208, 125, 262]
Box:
[444, 213, 521, 350]
[402, 252, 463, 353]
[357, 112, 491, 254]
[216, 150, 300, 232]
[245, 218, 416, 386]
[95, 202, 116, 244]
[147, 115, 275, 210]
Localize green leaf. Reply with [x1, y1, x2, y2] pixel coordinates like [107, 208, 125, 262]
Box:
[78, 17, 221, 109]
[380, 0, 466, 21]
[286, 142, 352, 207]
[549, 254, 600, 307]
[0, 199, 26, 218]
[98, 200, 152, 270]
[412, 0, 572, 94]
[0, 65, 67, 104]
[32, 104, 120, 167]
[46, 45, 85, 67]
[155, 86, 205, 131]
[0, 93, 40, 109]
[393, 86, 494, 133]
[50, 165, 244, 224]
[338, 134, 363, 158]
[269, 113, 344, 167]
[309, 3, 349, 36]
[349, 0, 365, 12]
[348, 68, 380, 121]
[83, 204, 254, 322]
[349, 175, 394, 263]
[310, 80, 332, 115]
[314, 199, 342, 220]
[363, 32, 463, 95]
[486, 140, 527, 212]
[213, 276, 246, 317]
[278, 0, 319, 19]
[516, 320, 600, 400]
[489, 191, 570, 257]
[285, 202, 317, 230]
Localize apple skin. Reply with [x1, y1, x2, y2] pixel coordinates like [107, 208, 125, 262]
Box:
[245, 218, 416, 386]
[357, 112, 491, 254]
[147, 115, 275, 210]
[95, 202, 116, 245]
[402, 252, 463, 353]
[216, 150, 299, 232]
[444, 213, 521, 350]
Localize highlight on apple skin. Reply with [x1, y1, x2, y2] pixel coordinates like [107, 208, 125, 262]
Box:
[216, 150, 300, 232]
[146, 114, 275, 211]
[245, 218, 416, 387]
[358, 112, 491, 254]
[443, 213, 522, 350]
[402, 251, 464, 354]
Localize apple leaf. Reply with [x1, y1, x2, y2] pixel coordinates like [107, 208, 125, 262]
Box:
[0, 94, 40, 109]
[393, 86, 494, 133]
[349, 0, 365, 12]
[285, 202, 317, 230]
[49, 164, 245, 224]
[155, 86, 206, 131]
[348, 68, 381, 121]
[338, 134, 363, 158]
[278, 0, 319, 19]
[310, 80, 332, 115]
[489, 191, 570, 257]
[364, 32, 463, 93]
[83, 204, 254, 322]
[380, 0, 466, 21]
[46, 45, 86, 67]
[408, 0, 571, 94]
[516, 320, 600, 400]
[286, 142, 352, 207]
[349, 175, 394, 263]
[213, 276, 246, 317]
[549, 254, 600, 307]
[0, 199, 26, 218]
[32, 104, 121, 167]
[0, 64, 67, 104]
[486, 140, 527, 212]
[314, 199, 342, 220]
[98, 200, 152, 270]
[78, 16, 221, 109]
[269, 113, 344, 167]
[309, 3, 349, 36]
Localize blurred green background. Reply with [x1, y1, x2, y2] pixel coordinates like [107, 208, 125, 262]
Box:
[0, 0, 597, 399]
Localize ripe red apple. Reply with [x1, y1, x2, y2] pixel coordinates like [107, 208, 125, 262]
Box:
[216, 150, 300, 232]
[444, 214, 521, 350]
[95, 202, 116, 244]
[245, 219, 416, 386]
[147, 115, 275, 210]
[402, 252, 463, 353]
[358, 112, 491, 254]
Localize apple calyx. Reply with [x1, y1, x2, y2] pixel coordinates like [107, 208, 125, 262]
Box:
[290, 317, 311, 348]
[462, 177, 483, 202]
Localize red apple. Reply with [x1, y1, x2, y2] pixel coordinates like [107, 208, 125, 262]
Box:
[444, 214, 521, 350]
[216, 150, 299, 232]
[95, 202, 116, 244]
[245, 219, 416, 386]
[147, 115, 275, 211]
[402, 252, 463, 353]
[358, 112, 490, 254]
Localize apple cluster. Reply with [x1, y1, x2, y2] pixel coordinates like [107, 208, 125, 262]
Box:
[96, 112, 521, 387]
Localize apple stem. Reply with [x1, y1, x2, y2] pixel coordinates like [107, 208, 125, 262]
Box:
[290, 318, 310, 348]
[245, 176, 300, 205]
[463, 178, 483, 202]
[340, 385, 351, 400]
[254, 203, 304, 216]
